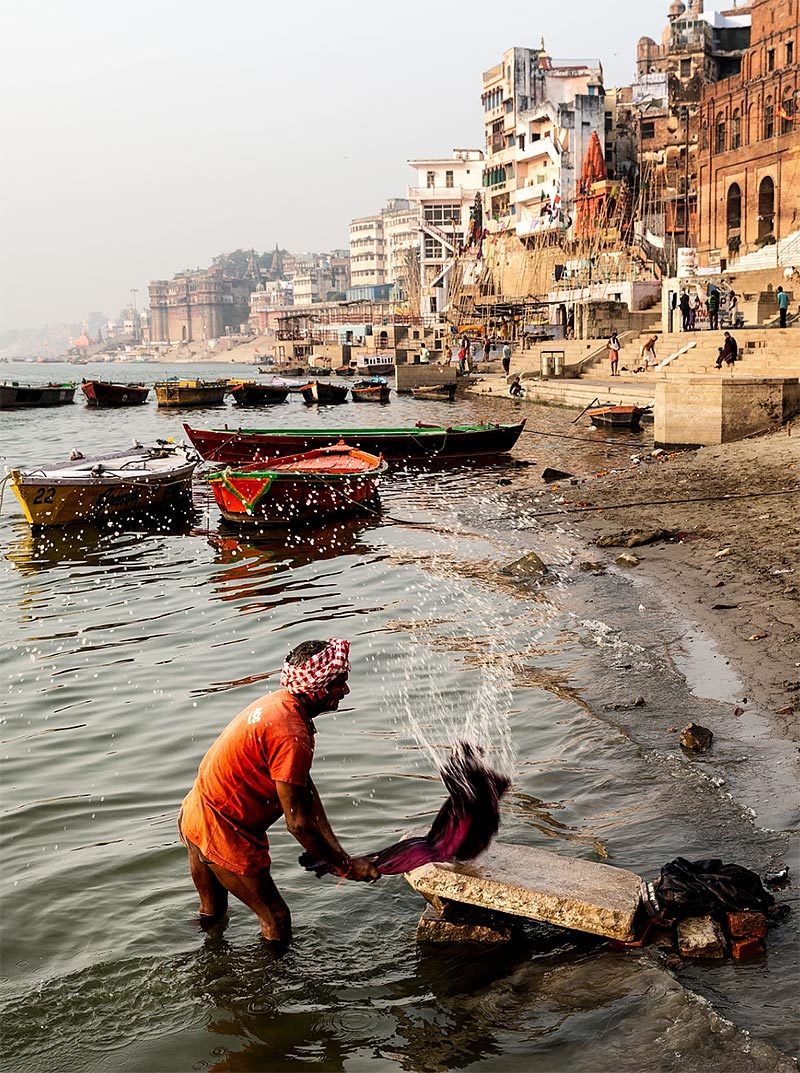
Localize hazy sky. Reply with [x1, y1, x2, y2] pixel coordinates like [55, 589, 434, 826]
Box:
[0, 0, 675, 330]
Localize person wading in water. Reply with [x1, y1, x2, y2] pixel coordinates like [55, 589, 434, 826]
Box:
[179, 638, 379, 946]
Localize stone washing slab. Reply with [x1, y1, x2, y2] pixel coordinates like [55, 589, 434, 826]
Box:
[405, 843, 643, 941]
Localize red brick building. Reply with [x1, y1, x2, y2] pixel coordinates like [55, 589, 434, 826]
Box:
[697, 0, 800, 266]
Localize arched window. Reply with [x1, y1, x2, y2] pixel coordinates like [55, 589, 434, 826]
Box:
[764, 96, 774, 138]
[782, 94, 795, 134]
[727, 183, 742, 232]
[715, 113, 727, 153]
[731, 109, 741, 149]
[758, 176, 775, 239]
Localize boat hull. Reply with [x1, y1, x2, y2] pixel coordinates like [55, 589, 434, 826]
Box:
[229, 382, 290, 405]
[352, 385, 390, 403]
[587, 406, 645, 429]
[10, 447, 198, 526]
[81, 380, 150, 406]
[154, 381, 227, 407]
[303, 381, 349, 404]
[184, 420, 526, 464]
[411, 384, 457, 401]
[1, 383, 76, 408]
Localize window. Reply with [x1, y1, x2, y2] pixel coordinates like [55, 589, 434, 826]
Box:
[767, 48, 775, 72]
[445, 170, 454, 188]
[605, 112, 613, 133]
[726, 183, 741, 232]
[764, 96, 774, 138]
[426, 171, 435, 188]
[781, 96, 795, 134]
[715, 113, 726, 153]
[518, 134, 526, 150]
[642, 120, 655, 138]
[787, 41, 794, 65]
[506, 134, 515, 147]
[758, 175, 775, 239]
[423, 204, 460, 226]
[430, 297, 438, 313]
[681, 58, 691, 79]
[504, 99, 513, 113]
[731, 109, 741, 149]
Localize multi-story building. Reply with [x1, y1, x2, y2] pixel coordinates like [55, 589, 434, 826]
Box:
[480, 45, 605, 237]
[697, 0, 799, 267]
[624, 0, 751, 262]
[381, 199, 421, 301]
[407, 149, 484, 319]
[348, 214, 386, 287]
[148, 268, 255, 344]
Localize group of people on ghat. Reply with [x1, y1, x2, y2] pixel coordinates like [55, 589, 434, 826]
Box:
[677, 285, 738, 332]
[606, 328, 741, 375]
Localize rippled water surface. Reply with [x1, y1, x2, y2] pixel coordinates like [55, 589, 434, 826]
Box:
[1, 362, 795, 1073]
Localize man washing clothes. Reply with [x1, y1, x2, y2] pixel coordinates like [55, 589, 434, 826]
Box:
[179, 638, 379, 945]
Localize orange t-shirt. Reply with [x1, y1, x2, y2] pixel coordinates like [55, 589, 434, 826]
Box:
[179, 689, 315, 875]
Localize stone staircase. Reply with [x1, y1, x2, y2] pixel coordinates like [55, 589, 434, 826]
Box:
[727, 229, 800, 273]
[592, 327, 799, 382]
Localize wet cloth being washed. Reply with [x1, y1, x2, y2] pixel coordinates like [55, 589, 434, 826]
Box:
[300, 741, 511, 877]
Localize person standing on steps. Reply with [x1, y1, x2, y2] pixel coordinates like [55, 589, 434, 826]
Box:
[680, 290, 691, 332]
[707, 288, 720, 331]
[777, 286, 789, 328]
[501, 342, 512, 376]
[607, 331, 621, 377]
[178, 638, 379, 947]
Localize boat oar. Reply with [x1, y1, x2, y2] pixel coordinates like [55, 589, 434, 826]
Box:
[571, 396, 600, 424]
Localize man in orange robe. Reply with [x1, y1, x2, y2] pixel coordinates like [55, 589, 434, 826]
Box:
[179, 638, 379, 945]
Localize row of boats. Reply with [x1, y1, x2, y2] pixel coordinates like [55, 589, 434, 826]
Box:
[7, 419, 527, 528]
[1, 377, 457, 409]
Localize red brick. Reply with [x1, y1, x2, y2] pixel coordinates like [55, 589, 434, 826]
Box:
[725, 911, 768, 940]
[731, 937, 765, 959]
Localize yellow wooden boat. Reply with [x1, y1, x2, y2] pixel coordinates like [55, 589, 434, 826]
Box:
[9, 443, 199, 526]
[154, 378, 227, 407]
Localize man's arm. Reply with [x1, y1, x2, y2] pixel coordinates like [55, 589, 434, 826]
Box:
[276, 779, 378, 881]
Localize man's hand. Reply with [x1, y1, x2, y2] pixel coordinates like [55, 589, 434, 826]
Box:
[343, 856, 380, 882]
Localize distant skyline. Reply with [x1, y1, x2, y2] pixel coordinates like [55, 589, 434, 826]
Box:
[1, 0, 690, 330]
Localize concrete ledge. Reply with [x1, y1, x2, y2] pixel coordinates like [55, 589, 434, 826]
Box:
[655, 375, 799, 446]
[405, 843, 642, 941]
[395, 365, 458, 393]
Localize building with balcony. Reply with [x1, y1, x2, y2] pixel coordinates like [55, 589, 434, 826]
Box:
[348, 214, 386, 287]
[406, 149, 484, 319]
[480, 44, 605, 238]
[697, 0, 799, 268]
[148, 268, 254, 344]
[382, 199, 421, 301]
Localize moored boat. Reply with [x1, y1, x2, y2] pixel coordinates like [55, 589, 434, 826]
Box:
[206, 443, 386, 526]
[183, 419, 527, 464]
[1, 382, 76, 408]
[228, 380, 290, 406]
[301, 380, 349, 405]
[154, 379, 228, 407]
[81, 379, 150, 406]
[352, 378, 390, 403]
[410, 384, 457, 401]
[9, 442, 199, 527]
[587, 404, 648, 429]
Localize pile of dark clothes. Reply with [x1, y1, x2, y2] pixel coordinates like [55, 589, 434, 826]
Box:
[641, 857, 782, 922]
[300, 741, 510, 877]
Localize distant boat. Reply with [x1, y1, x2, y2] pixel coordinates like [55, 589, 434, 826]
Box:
[207, 443, 386, 526]
[228, 380, 290, 406]
[301, 380, 349, 405]
[587, 404, 649, 429]
[411, 383, 457, 401]
[154, 379, 227, 407]
[9, 442, 199, 527]
[184, 419, 527, 464]
[1, 381, 76, 408]
[81, 380, 150, 407]
[352, 378, 390, 403]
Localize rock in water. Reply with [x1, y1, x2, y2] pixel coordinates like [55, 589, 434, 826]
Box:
[680, 723, 714, 752]
[677, 915, 726, 958]
[501, 551, 548, 578]
[597, 529, 671, 548]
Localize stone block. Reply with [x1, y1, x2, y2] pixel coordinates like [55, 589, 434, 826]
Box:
[730, 936, 766, 959]
[677, 915, 726, 958]
[725, 910, 768, 940]
[405, 842, 643, 941]
[415, 905, 511, 944]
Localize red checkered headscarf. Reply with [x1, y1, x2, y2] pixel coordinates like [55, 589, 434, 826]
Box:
[280, 638, 351, 697]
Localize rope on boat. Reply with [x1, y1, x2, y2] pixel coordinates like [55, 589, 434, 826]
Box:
[526, 487, 798, 518]
[518, 428, 649, 449]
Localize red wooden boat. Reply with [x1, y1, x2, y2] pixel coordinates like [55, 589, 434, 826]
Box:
[228, 380, 290, 405]
[352, 378, 390, 403]
[206, 442, 387, 525]
[301, 380, 349, 404]
[587, 405, 648, 429]
[81, 379, 150, 406]
[184, 420, 526, 464]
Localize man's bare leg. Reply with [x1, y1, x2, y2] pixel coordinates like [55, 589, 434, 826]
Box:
[206, 861, 292, 945]
[186, 841, 229, 926]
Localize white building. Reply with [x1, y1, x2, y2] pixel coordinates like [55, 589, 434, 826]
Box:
[348, 214, 386, 286]
[481, 44, 605, 238]
[381, 198, 421, 301]
[407, 148, 484, 320]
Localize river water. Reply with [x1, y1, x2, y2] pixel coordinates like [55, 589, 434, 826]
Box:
[1, 362, 796, 1073]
